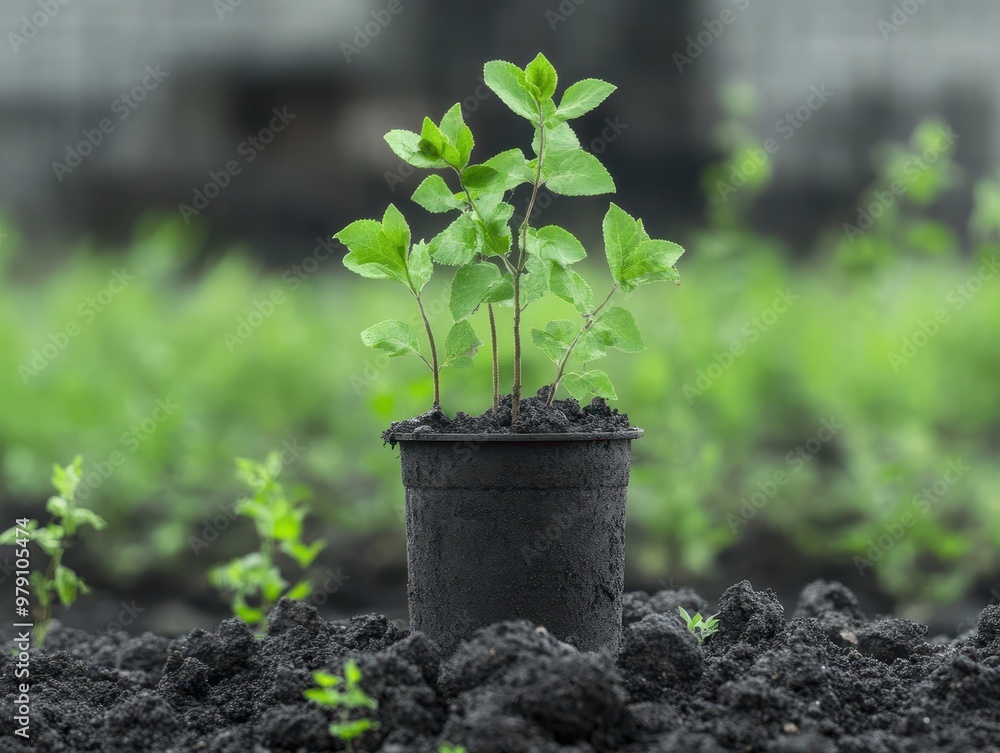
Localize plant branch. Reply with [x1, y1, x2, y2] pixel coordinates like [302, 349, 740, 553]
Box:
[488, 304, 499, 413]
[546, 283, 619, 406]
[457, 171, 502, 413]
[413, 290, 441, 408]
[512, 102, 547, 424]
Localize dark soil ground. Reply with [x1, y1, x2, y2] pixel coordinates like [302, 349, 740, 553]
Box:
[383, 390, 634, 441]
[3, 579, 999, 753]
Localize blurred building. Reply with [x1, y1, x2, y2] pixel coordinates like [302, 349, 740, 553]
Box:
[0, 0, 995, 253]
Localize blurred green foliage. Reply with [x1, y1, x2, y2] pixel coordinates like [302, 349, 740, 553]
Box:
[1, 111, 998, 608]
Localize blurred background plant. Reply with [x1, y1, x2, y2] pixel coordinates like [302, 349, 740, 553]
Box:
[1, 2, 998, 636]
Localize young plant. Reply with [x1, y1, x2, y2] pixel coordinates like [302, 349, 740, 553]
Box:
[438, 745, 467, 753]
[209, 453, 325, 633]
[305, 660, 379, 753]
[0, 456, 107, 648]
[677, 606, 720, 645]
[336, 52, 683, 423]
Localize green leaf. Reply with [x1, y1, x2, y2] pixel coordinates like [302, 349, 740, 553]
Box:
[555, 79, 617, 122]
[360, 320, 421, 359]
[443, 321, 483, 368]
[71, 507, 107, 531]
[439, 103, 474, 168]
[575, 327, 612, 362]
[384, 129, 447, 169]
[34, 525, 64, 556]
[525, 53, 558, 101]
[561, 370, 617, 402]
[46, 495, 69, 518]
[284, 580, 312, 601]
[531, 320, 578, 363]
[329, 719, 378, 742]
[619, 239, 685, 292]
[419, 117, 446, 156]
[312, 671, 341, 688]
[450, 262, 502, 321]
[381, 204, 410, 252]
[461, 165, 503, 193]
[281, 539, 325, 568]
[483, 60, 538, 122]
[272, 508, 302, 541]
[534, 118, 581, 159]
[412, 175, 463, 214]
[550, 267, 592, 314]
[338, 220, 410, 285]
[602, 203, 641, 285]
[544, 150, 615, 196]
[344, 659, 363, 686]
[520, 254, 552, 308]
[596, 307, 645, 352]
[234, 602, 264, 625]
[54, 565, 86, 607]
[51, 457, 83, 501]
[408, 240, 433, 292]
[525, 226, 587, 267]
[483, 149, 534, 190]
[428, 214, 480, 266]
[477, 201, 514, 257]
[342, 686, 379, 710]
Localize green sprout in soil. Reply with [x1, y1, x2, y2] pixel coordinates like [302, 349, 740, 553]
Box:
[209, 453, 325, 634]
[335, 52, 684, 423]
[678, 606, 720, 645]
[0, 456, 107, 648]
[305, 660, 380, 752]
[438, 745, 467, 753]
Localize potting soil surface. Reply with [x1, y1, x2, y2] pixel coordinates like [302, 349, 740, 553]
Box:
[2, 579, 999, 752]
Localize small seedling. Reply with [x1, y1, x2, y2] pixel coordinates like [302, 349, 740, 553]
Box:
[678, 606, 720, 645]
[336, 52, 683, 423]
[305, 660, 379, 752]
[0, 456, 107, 648]
[438, 745, 467, 753]
[209, 452, 325, 633]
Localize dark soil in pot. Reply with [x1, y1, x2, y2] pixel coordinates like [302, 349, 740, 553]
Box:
[381, 389, 634, 440]
[3, 579, 1000, 753]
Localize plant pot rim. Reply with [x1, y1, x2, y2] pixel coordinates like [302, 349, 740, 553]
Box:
[390, 428, 643, 442]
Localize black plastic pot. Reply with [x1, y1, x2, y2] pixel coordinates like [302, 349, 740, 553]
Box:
[393, 430, 642, 655]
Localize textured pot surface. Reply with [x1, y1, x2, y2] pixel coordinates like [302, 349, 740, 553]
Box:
[396, 430, 641, 655]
